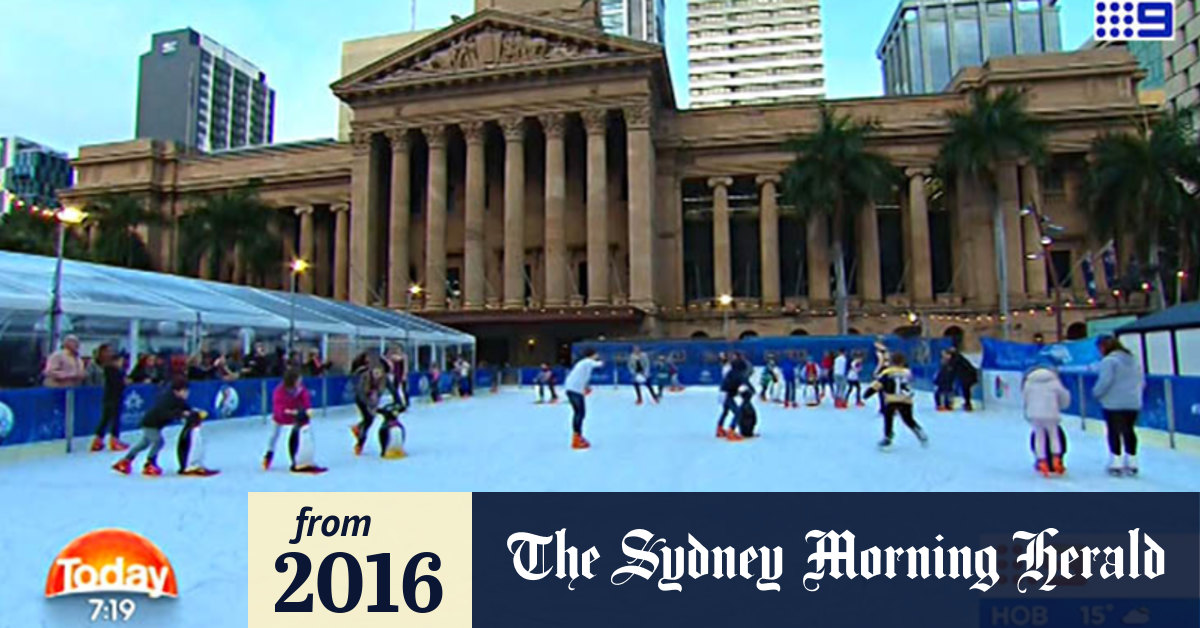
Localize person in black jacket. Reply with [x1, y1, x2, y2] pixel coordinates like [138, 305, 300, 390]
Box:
[951, 350, 979, 411]
[91, 346, 130, 452]
[716, 352, 751, 440]
[112, 378, 197, 476]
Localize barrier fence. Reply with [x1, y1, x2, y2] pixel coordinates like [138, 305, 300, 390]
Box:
[0, 368, 503, 450]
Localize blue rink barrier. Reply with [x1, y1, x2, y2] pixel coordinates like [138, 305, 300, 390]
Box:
[1021, 370, 1200, 440]
[0, 375, 358, 450]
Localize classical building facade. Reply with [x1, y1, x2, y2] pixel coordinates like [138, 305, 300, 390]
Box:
[61, 2, 1150, 365]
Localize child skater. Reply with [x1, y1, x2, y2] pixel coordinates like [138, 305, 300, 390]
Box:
[265, 369, 311, 470]
[628, 346, 658, 405]
[668, 358, 683, 392]
[803, 355, 821, 406]
[864, 352, 928, 451]
[565, 349, 604, 449]
[759, 359, 776, 402]
[934, 350, 956, 411]
[1022, 359, 1070, 477]
[112, 378, 196, 476]
[535, 363, 559, 404]
[846, 351, 864, 407]
[653, 355, 671, 401]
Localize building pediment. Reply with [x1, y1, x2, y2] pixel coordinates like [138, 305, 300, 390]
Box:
[332, 9, 664, 99]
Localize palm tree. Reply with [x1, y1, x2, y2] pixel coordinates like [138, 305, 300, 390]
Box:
[938, 87, 1045, 338]
[179, 186, 283, 284]
[83, 194, 161, 270]
[0, 206, 59, 255]
[1084, 109, 1200, 310]
[782, 106, 899, 335]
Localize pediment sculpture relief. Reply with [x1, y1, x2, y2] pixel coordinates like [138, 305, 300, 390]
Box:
[371, 27, 607, 83]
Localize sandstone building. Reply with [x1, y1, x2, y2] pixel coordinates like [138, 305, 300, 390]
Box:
[62, 0, 1150, 365]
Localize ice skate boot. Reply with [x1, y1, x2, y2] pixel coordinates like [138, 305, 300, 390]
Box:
[877, 437, 893, 451]
[726, 429, 744, 442]
[112, 459, 132, 475]
[1051, 455, 1065, 476]
[142, 461, 163, 477]
[915, 428, 929, 448]
[1107, 455, 1124, 477]
[108, 437, 130, 452]
[716, 426, 727, 438]
[262, 451, 273, 470]
[1124, 455, 1139, 477]
[571, 433, 591, 450]
[1036, 460, 1051, 478]
[90, 437, 105, 452]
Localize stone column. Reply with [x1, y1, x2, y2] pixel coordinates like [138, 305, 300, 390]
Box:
[332, 203, 350, 300]
[756, 174, 781, 307]
[540, 113, 568, 307]
[279, 211, 297, 290]
[424, 125, 448, 312]
[997, 162, 1026, 300]
[857, 201, 882, 303]
[386, 128, 411, 308]
[462, 121, 487, 310]
[295, 205, 315, 294]
[582, 108, 609, 305]
[806, 213, 830, 304]
[625, 104, 655, 310]
[314, 211, 331, 296]
[1021, 162, 1049, 297]
[708, 176, 733, 299]
[501, 116, 526, 309]
[349, 132, 376, 305]
[905, 167, 934, 304]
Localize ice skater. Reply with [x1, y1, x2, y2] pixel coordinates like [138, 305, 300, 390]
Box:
[846, 351, 864, 407]
[628, 346, 658, 404]
[781, 354, 797, 408]
[803, 356, 821, 406]
[1022, 359, 1070, 477]
[265, 369, 312, 470]
[1093, 335, 1145, 476]
[535, 363, 559, 404]
[565, 349, 604, 449]
[112, 378, 196, 477]
[758, 359, 777, 402]
[832, 348, 848, 409]
[865, 352, 928, 451]
[934, 350, 956, 411]
[91, 345, 130, 452]
[716, 352, 750, 440]
[352, 362, 386, 456]
[652, 355, 671, 401]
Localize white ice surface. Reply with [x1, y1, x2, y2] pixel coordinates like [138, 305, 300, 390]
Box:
[5, 387, 1200, 626]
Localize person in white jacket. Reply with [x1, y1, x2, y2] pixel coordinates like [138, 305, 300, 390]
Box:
[565, 349, 604, 450]
[1022, 361, 1071, 477]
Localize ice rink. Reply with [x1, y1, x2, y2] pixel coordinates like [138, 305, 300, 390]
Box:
[7, 386, 1200, 626]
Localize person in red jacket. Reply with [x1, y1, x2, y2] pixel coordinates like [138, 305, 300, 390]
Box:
[264, 369, 312, 470]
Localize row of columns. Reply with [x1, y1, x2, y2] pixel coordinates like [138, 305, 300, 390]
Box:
[348, 104, 656, 312]
[704, 168, 936, 307]
[291, 203, 350, 300]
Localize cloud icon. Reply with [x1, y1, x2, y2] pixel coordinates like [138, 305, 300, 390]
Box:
[1122, 607, 1151, 625]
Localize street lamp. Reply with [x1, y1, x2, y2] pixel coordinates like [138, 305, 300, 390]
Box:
[1020, 203, 1065, 342]
[288, 258, 310, 361]
[47, 206, 87, 356]
[406, 284, 423, 310]
[717, 294, 733, 340]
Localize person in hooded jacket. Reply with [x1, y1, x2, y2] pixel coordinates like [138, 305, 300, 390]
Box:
[1022, 360, 1071, 477]
[1092, 336, 1145, 476]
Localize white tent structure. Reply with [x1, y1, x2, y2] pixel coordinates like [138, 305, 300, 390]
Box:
[0, 251, 473, 385]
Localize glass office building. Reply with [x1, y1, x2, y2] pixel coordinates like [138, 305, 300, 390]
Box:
[600, 0, 666, 43]
[876, 0, 1062, 95]
[0, 137, 72, 213]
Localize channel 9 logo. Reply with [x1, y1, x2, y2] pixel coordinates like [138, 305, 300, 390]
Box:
[1095, 1, 1176, 41]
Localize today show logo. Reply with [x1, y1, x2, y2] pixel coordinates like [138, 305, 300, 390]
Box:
[45, 529, 178, 599]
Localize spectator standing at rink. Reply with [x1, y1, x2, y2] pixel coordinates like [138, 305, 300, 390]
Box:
[1092, 335, 1146, 476]
[43, 335, 86, 388]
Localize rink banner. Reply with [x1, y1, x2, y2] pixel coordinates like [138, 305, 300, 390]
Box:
[246, 492, 1200, 628]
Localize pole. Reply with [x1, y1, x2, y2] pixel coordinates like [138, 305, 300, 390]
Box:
[993, 195, 1010, 340]
[48, 220, 66, 356]
[1165, 378, 1177, 450]
[289, 271, 298, 362]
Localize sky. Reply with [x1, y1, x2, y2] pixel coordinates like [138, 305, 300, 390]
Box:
[0, 0, 1095, 155]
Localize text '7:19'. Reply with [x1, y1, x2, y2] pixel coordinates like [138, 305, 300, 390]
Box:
[275, 552, 442, 614]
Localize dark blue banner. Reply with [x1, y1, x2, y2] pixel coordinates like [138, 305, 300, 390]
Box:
[472, 493, 1199, 628]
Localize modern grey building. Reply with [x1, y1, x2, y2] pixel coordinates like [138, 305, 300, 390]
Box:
[876, 0, 1062, 95]
[600, 0, 666, 43]
[0, 137, 72, 213]
[136, 28, 276, 152]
